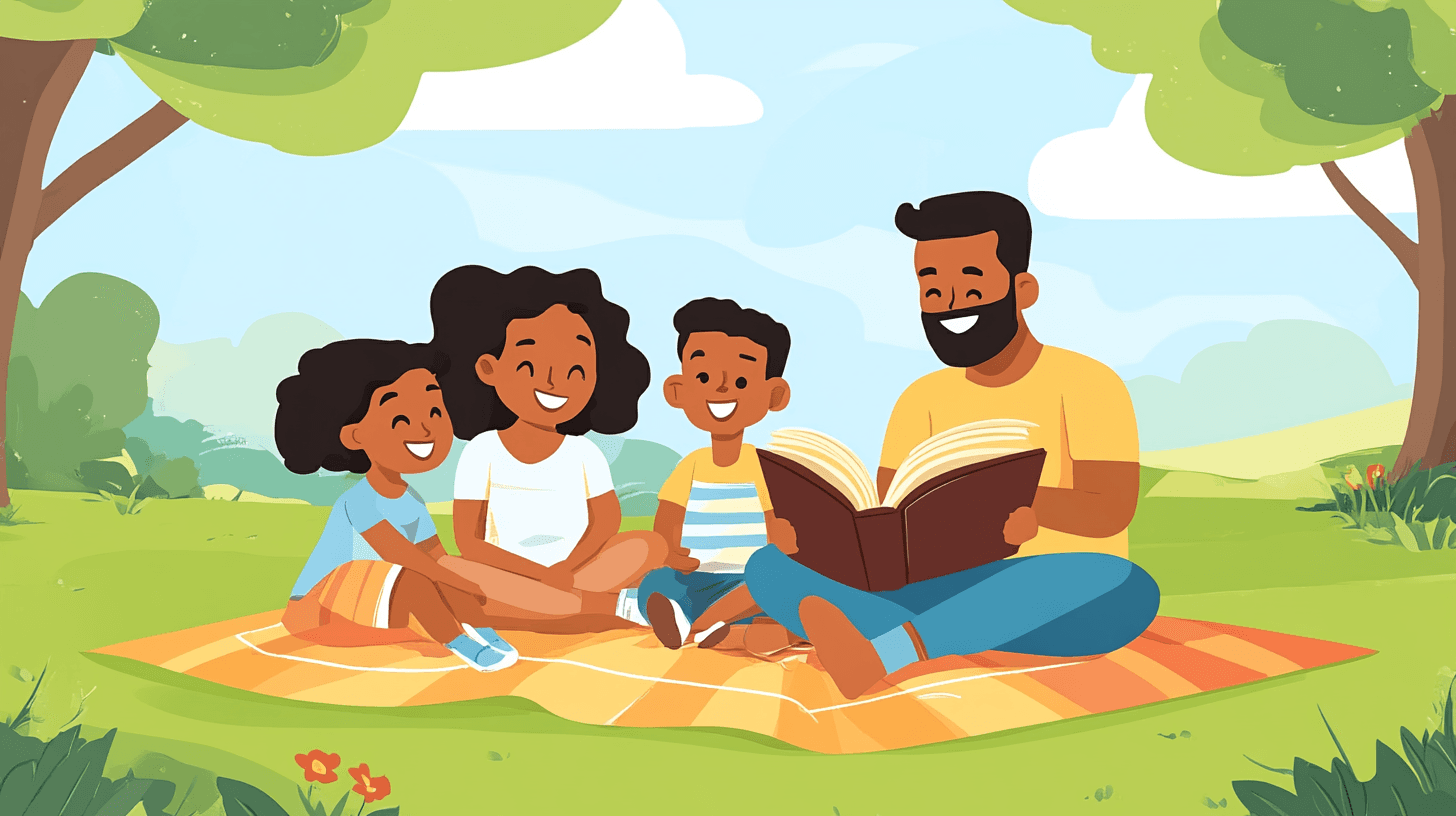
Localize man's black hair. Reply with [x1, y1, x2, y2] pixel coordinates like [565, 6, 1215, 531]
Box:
[430, 264, 651, 439]
[275, 339, 448, 475]
[673, 297, 791, 379]
[894, 191, 1033, 275]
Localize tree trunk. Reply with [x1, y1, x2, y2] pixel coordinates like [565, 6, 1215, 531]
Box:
[1397, 102, 1456, 476]
[0, 37, 94, 506]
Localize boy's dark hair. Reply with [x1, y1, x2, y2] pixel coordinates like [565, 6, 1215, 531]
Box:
[673, 297, 791, 379]
[430, 264, 651, 439]
[894, 191, 1033, 275]
[275, 339, 449, 475]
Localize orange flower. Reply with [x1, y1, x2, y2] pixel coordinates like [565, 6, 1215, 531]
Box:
[349, 764, 391, 803]
[1368, 464, 1386, 486]
[295, 750, 341, 784]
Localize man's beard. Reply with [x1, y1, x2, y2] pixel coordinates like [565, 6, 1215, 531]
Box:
[920, 293, 1021, 368]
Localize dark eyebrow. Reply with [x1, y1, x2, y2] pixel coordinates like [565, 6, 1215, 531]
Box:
[961, 266, 984, 276]
[739, 353, 757, 362]
[689, 350, 705, 360]
[515, 338, 535, 346]
[918, 267, 937, 277]
[425, 384, 440, 392]
[576, 334, 592, 346]
[378, 391, 398, 405]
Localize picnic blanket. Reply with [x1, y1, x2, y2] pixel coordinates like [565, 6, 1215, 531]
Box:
[92, 613, 1373, 754]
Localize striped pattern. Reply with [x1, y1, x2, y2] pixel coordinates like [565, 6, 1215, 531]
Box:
[92, 614, 1373, 754]
[311, 560, 400, 629]
[682, 481, 768, 563]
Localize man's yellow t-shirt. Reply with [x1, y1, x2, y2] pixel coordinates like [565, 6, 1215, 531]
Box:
[880, 346, 1138, 558]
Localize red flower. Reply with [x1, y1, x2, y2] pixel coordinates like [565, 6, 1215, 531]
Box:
[349, 764, 391, 803]
[295, 750, 341, 784]
[1368, 463, 1386, 487]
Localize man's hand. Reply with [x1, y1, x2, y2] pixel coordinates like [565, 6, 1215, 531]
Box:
[1003, 506, 1039, 547]
[767, 517, 798, 555]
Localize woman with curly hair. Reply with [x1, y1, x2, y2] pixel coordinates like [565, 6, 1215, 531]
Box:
[431, 265, 668, 631]
[275, 339, 517, 670]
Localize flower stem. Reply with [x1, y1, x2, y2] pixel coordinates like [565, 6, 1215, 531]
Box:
[357, 800, 366, 816]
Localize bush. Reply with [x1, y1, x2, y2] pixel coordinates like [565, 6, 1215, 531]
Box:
[1234, 681, 1456, 815]
[1299, 461, 1456, 551]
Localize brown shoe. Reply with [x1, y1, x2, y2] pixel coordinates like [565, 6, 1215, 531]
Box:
[645, 592, 688, 649]
[799, 596, 885, 699]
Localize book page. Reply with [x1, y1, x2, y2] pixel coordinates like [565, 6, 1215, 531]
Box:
[882, 421, 1039, 507]
[766, 430, 878, 510]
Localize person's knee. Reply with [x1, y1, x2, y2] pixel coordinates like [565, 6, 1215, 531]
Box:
[743, 544, 787, 583]
[638, 566, 677, 598]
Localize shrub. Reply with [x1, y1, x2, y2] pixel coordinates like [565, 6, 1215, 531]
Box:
[1234, 682, 1456, 815]
[1300, 461, 1456, 551]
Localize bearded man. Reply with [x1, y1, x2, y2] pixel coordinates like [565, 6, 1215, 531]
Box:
[742, 191, 1161, 699]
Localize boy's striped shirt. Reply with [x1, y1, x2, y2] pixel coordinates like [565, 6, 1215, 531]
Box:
[657, 446, 775, 574]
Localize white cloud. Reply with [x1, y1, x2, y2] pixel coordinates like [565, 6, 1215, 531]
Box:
[431, 162, 1340, 360]
[1029, 75, 1416, 220]
[803, 43, 917, 72]
[398, 0, 762, 131]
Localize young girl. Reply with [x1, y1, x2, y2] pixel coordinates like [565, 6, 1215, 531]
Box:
[431, 265, 667, 631]
[275, 339, 516, 670]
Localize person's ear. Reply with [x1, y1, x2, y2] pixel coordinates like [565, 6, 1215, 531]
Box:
[767, 378, 791, 412]
[663, 374, 685, 409]
[1014, 272, 1039, 310]
[475, 353, 499, 386]
[339, 423, 365, 451]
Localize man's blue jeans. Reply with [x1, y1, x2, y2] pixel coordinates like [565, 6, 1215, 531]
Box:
[743, 546, 1160, 659]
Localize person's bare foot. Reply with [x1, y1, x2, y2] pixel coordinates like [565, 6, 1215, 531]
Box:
[646, 592, 688, 649]
[799, 596, 885, 699]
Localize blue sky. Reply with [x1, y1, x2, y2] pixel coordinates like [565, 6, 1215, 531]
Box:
[24, 0, 1419, 461]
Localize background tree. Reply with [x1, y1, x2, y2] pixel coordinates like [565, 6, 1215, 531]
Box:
[0, 0, 620, 504]
[1006, 0, 1456, 475]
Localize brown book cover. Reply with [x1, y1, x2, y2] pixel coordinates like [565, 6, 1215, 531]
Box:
[757, 448, 1047, 592]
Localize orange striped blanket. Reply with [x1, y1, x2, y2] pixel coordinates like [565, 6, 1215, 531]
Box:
[92, 613, 1372, 754]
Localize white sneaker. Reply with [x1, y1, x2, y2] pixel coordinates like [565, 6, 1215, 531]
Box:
[461, 625, 519, 671]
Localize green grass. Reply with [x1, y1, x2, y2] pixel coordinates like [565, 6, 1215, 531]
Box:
[1, 490, 1453, 814]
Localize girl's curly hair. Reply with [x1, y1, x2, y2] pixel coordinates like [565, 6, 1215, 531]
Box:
[429, 265, 650, 440]
[275, 339, 448, 474]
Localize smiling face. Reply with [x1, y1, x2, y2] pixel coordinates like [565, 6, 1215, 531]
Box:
[476, 303, 598, 430]
[914, 231, 1039, 368]
[339, 367, 453, 475]
[664, 331, 790, 436]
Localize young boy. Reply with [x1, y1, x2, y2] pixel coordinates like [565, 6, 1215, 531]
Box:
[637, 298, 801, 651]
[275, 339, 517, 671]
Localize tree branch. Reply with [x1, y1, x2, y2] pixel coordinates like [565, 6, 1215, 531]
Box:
[1321, 160, 1419, 285]
[33, 101, 188, 237]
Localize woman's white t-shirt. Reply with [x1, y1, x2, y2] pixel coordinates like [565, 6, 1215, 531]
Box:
[453, 431, 616, 567]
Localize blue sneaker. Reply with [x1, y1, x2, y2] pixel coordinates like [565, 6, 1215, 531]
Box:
[446, 634, 512, 672]
[462, 625, 519, 670]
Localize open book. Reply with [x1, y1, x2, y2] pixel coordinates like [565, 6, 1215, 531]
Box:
[757, 420, 1046, 592]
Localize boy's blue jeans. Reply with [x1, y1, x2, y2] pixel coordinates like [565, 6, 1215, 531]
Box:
[742, 546, 1160, 659]
[637, 567, 756, 625]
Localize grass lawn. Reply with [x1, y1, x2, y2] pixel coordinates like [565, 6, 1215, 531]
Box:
[1, 489, 1453, 814]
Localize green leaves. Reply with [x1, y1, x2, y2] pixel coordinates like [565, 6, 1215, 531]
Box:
[1219, 0, 1440, 126]
[111, 0, 373, 70]
[217, 778, 290, 816]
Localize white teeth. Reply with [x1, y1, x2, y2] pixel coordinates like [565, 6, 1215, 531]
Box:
[941, 314, 979, 334]
[535, 390, 569, 410]
[708, 401, 737, 419]
[405, 442, 434, 459]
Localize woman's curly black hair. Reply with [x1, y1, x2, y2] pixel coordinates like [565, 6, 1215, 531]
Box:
[275, 339, 449, 475]
[430, 264, 651, 440]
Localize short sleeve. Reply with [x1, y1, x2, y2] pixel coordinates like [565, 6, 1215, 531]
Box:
[879, 379, 932, 471]
[408, 488, 438, 541]
[581, 438, 616, 498]
[1063, 356, 1139, 463]
[342, 487, 385, 533]
[745, 449, 774, 513]
[453, 435, 494, 501]
[657, 454, 696, 507]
